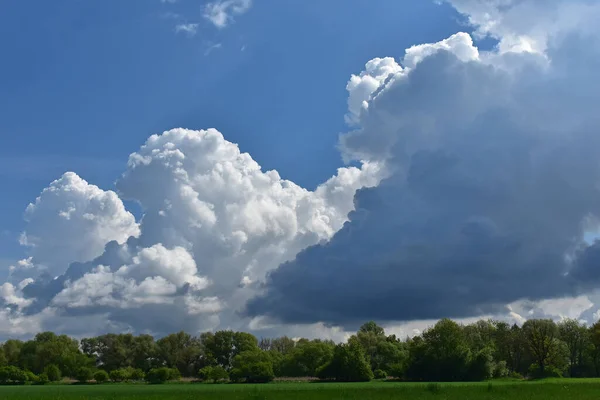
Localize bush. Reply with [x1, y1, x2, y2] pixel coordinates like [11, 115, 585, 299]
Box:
[44, 364, 62, 382]
[168, 368, 181, 381]
[75, 367, 93, 383]
[528, 364, 563, 379]
[109, 368, 130, 382]
[374, 369, 387, 379]
[0, 366, 28, 385]
[94, 370, 109, 383]
[25, 371, 39, 383]
[199, 366, 229, 383]
[130, 368, 145, 381]
[230, 350, 275, 383]
[493, 361, 508, 378]
[36, 373, 49, 385]
[146, 368, 172, 384]
[509, 371, 524, 380]
[317, 342, 373, 382]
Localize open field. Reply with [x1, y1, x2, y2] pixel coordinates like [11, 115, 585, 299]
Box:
[2, 380, 600, 400]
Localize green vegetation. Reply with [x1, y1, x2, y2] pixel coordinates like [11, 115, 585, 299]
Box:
[2, 317, 600, 388]
[2, 380, 600, 399]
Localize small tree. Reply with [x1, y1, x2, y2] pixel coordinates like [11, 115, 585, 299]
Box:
[44, 364, 62, 382]
[146, 368, 171, 384]
[94, 370, 109, 383]
[199, 365, 229, 383]
[130, 368, 145, 381]
[109, 368, 130, 382]
[75, 367, 93, 383]
[317, 341, 373, 382]
[230, 350, 275, 383]
[0, 366, 28, 385]
[36, 373, 49, 385]
[25, 371, 39, 384]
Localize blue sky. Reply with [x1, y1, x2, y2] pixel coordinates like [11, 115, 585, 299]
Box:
[0, 0, 465, 262]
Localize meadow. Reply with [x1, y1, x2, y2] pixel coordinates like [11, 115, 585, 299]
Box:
[2, 379, 600, 400]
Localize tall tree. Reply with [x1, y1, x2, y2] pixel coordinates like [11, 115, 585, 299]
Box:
[558, 319, 589, 377]
[523, 319, 558, 374]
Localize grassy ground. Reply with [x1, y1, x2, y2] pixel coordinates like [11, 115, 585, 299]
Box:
[2, 379, 600, 399]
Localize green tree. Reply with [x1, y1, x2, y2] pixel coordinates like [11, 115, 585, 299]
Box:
[109, 368, 130, 382]
[558, 319, 590, 377]
[406, 319, 472, 381]
[201, 331, 259, 370]
[0, 347, 6, 367]
[93, 370, 109, 383]
[230, 350, 275, 383]
[2, 340, 23, 366]
[75, 367, 93, 383]
[199, 365, 229, 382]
[156, 332, 202, 376]
[44, 364, 62, 382]
[280, 339, 335, 377]
[317, 341, 373, 382]
[0, 366, 28, 385]
[523, 319, 558, 375]
[146, 367, 171, 384]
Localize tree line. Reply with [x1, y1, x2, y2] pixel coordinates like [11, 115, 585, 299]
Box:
[2, 318, 600, 384]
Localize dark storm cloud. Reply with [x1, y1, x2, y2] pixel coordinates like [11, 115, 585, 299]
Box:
[246, 36, 600, 326]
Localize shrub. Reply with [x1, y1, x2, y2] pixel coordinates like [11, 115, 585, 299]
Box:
[0, 366, 28, 385]
[146, 368, 172, 384]
[230, 350, 275, 383]
[374, 369, 387, 379]
[493, 361, 508, 378]
[387, 363, 406, 379]
[75, 367, 93, 383]
[509, 371, 524, 380]
[528, 364, 563, 379]
[25, 371, 39, 383]
[130, 368, 145, 381]
[44, 364, 62, 382]
[109, 368, 130, 382]
[36, 373, 49, 385]
[168, 368, 181, 381]
[94, 370, 109, 383]
[199, 366, 229, 383]
[317, 342, 373, 382]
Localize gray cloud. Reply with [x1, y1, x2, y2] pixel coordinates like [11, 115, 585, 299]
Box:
[246, 29, 600, 326]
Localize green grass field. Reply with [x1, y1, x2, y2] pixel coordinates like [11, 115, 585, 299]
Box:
[2, 379, 600, 399]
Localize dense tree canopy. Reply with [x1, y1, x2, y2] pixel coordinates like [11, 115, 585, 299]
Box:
[4, 318, 600, 384]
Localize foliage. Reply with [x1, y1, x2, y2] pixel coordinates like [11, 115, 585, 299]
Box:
[145, 367, 179, 384]
[0, 366, 28, 385]
[6, 317, 600, 385]
[199, 366, 229, 382]
[373, 369, 387, 379]
[36, 373, 49, 385]
[109, 368, 130, 382]
[317, 341, 373, 382]
[230, 350, 275, 383]
[44, 365, 61, 382]
[93, 370, 109, 383]
[74, 367, 93, 383]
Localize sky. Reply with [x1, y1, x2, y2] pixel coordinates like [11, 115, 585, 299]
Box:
[2, 0, 600, 341]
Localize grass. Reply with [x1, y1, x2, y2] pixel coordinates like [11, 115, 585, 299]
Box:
[2, 379, 600, 399]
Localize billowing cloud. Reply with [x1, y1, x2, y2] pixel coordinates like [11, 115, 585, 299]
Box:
[246, 3, 600, 326]
[204, 0, 251, 29]
[18, 172, 139, 277]
[3, 128, 381, 337]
